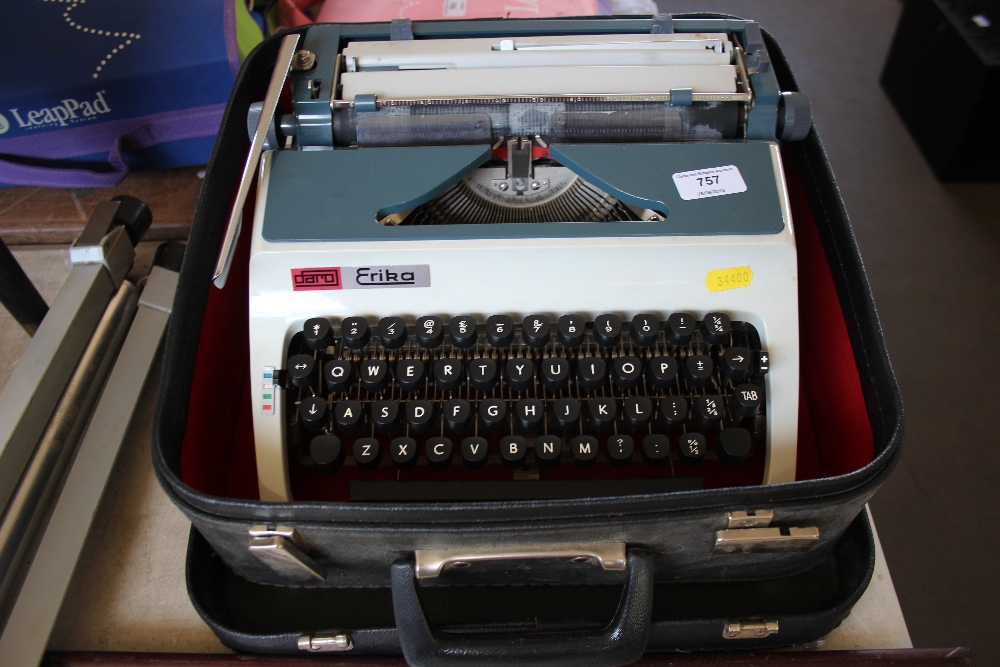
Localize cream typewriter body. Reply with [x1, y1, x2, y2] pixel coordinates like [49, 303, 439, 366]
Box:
[230, 18, 812, 502]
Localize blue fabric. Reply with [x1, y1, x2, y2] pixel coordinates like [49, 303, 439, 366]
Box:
[0, 0, 237, 186]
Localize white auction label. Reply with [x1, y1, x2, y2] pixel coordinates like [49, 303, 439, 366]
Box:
[672, 165, 747, 201]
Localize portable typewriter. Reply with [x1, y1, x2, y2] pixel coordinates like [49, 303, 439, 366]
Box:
[220, 18, 813, 502]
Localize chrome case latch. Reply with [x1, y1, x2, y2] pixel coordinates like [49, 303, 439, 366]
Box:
[714, 510, 819, 553]
[298, 632, 353, 652]
[248, 524, 325, 582]
[723, 618, 779, 639]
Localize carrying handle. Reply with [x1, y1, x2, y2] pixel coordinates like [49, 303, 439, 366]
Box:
[391, 548, 653, 667]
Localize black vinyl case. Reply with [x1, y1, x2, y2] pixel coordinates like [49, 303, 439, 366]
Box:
[153, 15, 903, 665]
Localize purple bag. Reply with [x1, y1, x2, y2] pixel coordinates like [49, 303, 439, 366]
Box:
[0, 0, 242, 187]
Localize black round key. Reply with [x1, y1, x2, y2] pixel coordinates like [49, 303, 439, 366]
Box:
[425, 437, 453, 469]
[553, 398, 580, 430]
[630, 313, 660, 346]
[443, 399, 472, 432]
[557, 314, 586, 347]
[461, 436, 489, 468]
[684, 355, 714, 388]
[298, 397, 328, 430]
[406, 400, 435, 433]
[624, 396, 654, 429]
[334, 400, 364, 433]
[658, 396, 688, 429]
[371, 400, 400, 432]
[515, 398, 545, 431]
[449, 316, 478, 348]
[665, 313, 696, 345]
[415, 316, 444, 348]
[390, 437, 418, 469]
[677, 432, 706, 465]
[641, 434, 670, 466]
[499, 435, 528, 467]
[534, 436, 562, 466]
[324, 360, 354, 393]
[606, 434, 633, 466]
[521, 314, 551, 347]
[593, 314, 622, 347]
[303, 317, 333, 351]
[541, 357, 570, 391]
[433, 358, 464, 392]
[486, 315, 515, 347]
[731, 383, 764, 417]
[353, 437, 382, 469]
[378, 316, 407, 349]
[341, 316, 370, 348]
[701, 312, 731, 345]
[479, 398, 507, 430]
[505, 358, 534, 392]
[396, 359, 425, 392]
[721, 347, 753, 383]
[468, 358, 499, 391]
[588, 397, 617, 429]
[693, 395, 724, 430]
[570, 436, 599, 467]
[358, 359, 390, 392]
[577, 357, 607, 391]
[287, 354, 316, 388]
[612, 356, 642, 389]
[648, 356, 678, 390]
[716, 427, 753, 467]
[310, 434, 344, 473]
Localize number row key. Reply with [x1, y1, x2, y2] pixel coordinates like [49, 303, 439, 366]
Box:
[301, 312, 736, 350]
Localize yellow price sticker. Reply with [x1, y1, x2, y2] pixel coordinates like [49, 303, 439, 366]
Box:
[706, 266, 753, 293]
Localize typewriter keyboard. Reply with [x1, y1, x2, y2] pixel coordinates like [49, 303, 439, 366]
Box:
[280, 313, 769, 501]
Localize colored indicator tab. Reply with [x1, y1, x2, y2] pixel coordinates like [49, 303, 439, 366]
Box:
[262, 383, 275, 414]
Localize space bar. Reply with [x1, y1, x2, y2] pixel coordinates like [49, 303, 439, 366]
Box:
[350, 478, 704, 502]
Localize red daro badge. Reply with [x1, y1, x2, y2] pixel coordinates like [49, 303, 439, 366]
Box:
[291, 265, 431, 291]
[291, 267, 342, 291]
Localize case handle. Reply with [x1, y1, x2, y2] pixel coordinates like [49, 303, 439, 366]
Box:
[391, 548, 653, 667]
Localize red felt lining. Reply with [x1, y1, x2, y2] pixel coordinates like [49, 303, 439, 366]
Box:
[179, 150, 875, 499]
[785, 161, 875, 477]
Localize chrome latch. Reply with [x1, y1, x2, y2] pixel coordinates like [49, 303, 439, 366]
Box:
[723, 618, 779, 640]
[248, 525, 325, 582]
[714, 526, 820, 553]
[726, 509, 775, 528]
[298, 632, 353, 652]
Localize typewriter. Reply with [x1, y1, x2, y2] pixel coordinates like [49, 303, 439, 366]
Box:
[230, 17, 812, 502]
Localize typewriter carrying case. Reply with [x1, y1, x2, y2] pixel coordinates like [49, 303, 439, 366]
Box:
[152, 14, 903, 663]
[186, 510, 876, 656]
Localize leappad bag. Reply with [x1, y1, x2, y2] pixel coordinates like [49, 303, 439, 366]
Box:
[0, 0, 262, 187]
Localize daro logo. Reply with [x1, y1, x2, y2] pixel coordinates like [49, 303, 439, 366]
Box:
[8, 91, 111, 130]
[0, 112, 9, 135]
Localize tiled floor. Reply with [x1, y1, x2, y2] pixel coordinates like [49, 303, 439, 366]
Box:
[1, 0, 998, 662]
[0, 167, 201, 245]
